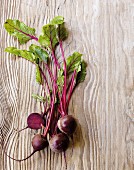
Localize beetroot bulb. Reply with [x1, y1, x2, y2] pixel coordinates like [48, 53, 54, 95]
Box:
[5, 134, 48, 161]
[18, 113, 45, 132]
[49, 133, 69, 153]
[57, 115, 77, 136]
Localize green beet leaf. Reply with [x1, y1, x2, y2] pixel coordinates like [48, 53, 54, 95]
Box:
[39, 24, 58, 49]
[76, 61, 87, 84]
[57, 23, 68, 41]
[57, 69, 64, 91]
[4, 19, 37, 44]
[29, 44, 49, 63]
[32, 93, 46, 102]
[67, 52, 82, 74]
[5, 47, 43, 84]
[5, 47, 35, 63]
[49, 16, 64, 25]
[36, 65, 42, 84]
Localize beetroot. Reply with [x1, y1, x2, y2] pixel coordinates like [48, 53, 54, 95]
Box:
[4, 16, 87, 167]
[49, 133, 69, 153]
[32, 134, 48, 151]
[57, 115, 77, 135]
[27, 113, 45, 129]
[5, 134, 48, 161]
[18, 113, 45, 132]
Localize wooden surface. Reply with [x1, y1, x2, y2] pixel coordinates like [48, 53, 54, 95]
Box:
[0, 0, 134, 170]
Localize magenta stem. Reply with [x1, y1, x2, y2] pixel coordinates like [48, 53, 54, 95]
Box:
[66, 79, 71, 93]
[66, 70, 76, 108]
[50, 39, 60, 69]
[43, 39, 67, 137]
[43, 62, 64, 116]
[39, 66, 51, 99]
[43, 95, 55, 136]
[43, 44, 58, 136]
[51, 50, 60, 69]
[7, 22, 38, 41]
[42, 107, 50, 117]
[43, 62, 55, 82]
[43, 71, 57, 137]
[53, 123, 58, 135]
[59, 41, 67, 112]
[43, 90, 47, 113]
[58, 91, 64, 116]
[58, 107, 62, 114]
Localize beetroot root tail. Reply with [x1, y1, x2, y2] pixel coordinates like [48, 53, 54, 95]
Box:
[5, 150, 36, 162]
[18, 126, 28, 133]
[63, 151, 67, 170]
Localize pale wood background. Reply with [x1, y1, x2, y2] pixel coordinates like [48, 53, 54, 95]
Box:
[0, 0, 134, 170]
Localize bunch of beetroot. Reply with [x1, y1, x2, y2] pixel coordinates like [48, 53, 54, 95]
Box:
[4, 16, 86, 165]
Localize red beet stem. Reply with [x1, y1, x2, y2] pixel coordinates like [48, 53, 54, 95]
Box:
[6, 22, 38, 41]
[5, 150, 36, 162]
[66, 70, 76, 109]
[43, 62, 55, 82]
[43, 39, 68, 137]
[43, 59, 65, 116]
[43, 54, 57, 137]
[42, 107, 50, 117]
[42, 39, 68, 137]
[43, 37, 67, 136]
[59, 41, 67, 112]
[43, 90, 55, 137]
[39, 66, 51, 99]
[50, 39, 60, 69]
[58, 91, 65, 116]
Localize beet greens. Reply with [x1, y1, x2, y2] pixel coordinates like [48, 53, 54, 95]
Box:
[4, 16, 87, 166]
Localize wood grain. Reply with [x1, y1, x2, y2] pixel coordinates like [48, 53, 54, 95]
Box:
[0, 0, 134, 170]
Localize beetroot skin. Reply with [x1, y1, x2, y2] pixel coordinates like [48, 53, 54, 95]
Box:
[27, 113, 45, 130]
[32, 134, 48, 151]
[58, 115, 77, 135]
[49, 133, 69, 153]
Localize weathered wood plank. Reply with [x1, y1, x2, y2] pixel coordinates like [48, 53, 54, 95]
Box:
[0, 0, 134, 170]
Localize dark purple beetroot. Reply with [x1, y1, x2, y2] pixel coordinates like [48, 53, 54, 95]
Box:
[18, 113, 45, 133]
[5, 134, 48, 161]
[57, 115, 77, 135]
[32, 134, 48, 151]
[27, 113, 45, 129]
[49, 133, 69, 153]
